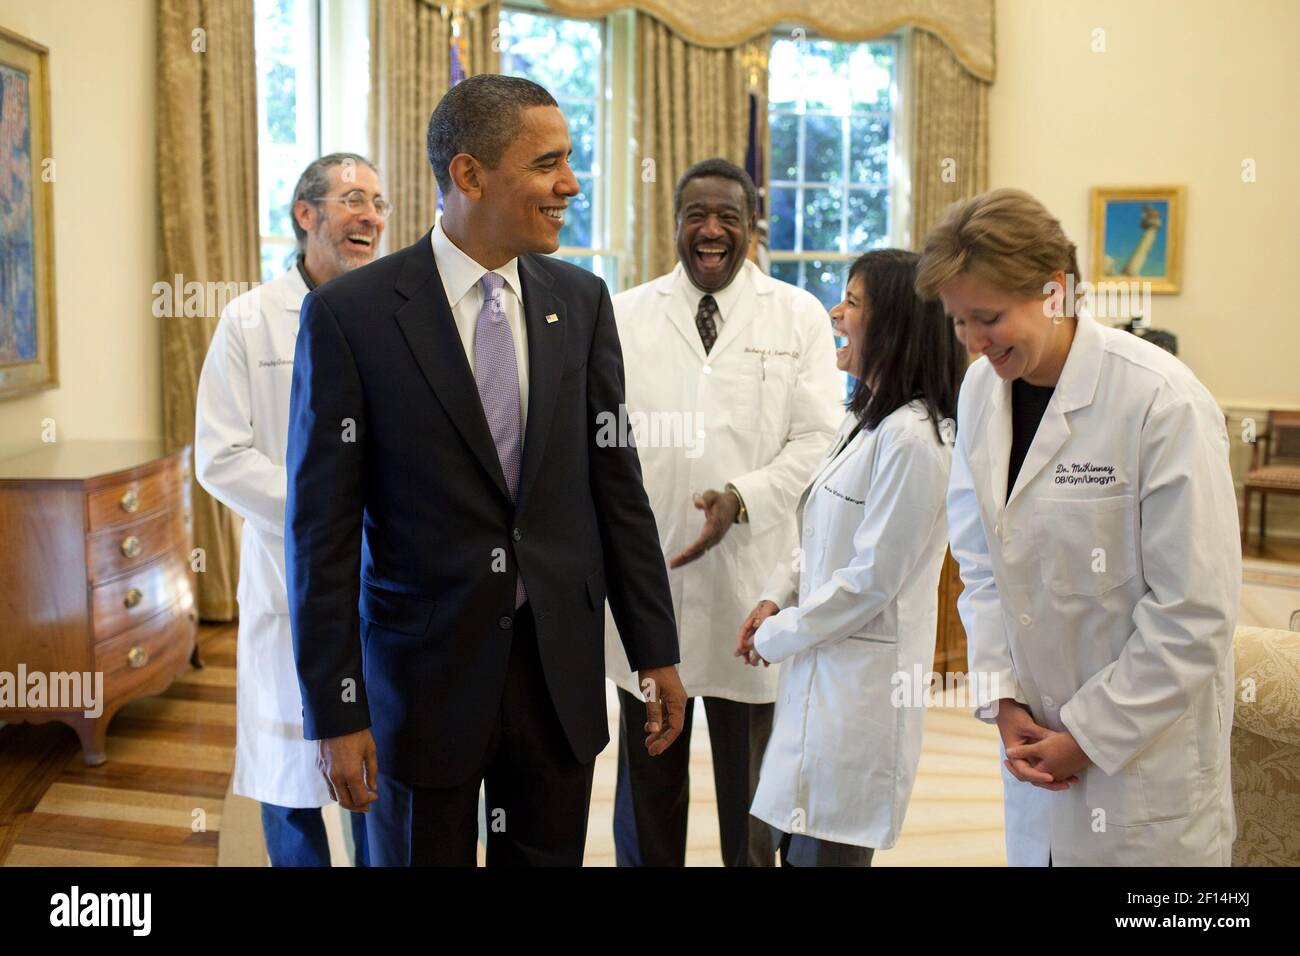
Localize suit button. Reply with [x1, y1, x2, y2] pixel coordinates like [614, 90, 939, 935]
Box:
[1019, 613, 1032, 626]
[512, 528, 522, 542]
[499, 616, 513, 630]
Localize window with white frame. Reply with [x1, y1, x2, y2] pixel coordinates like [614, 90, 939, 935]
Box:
[255, 0, 371, 282]
[766, 36, 898, 312]
[499, 7, 616, 288]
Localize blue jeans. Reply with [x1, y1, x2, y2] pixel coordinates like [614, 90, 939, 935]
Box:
[260, 803, 370, 867]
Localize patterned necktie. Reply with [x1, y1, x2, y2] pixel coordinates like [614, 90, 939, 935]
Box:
[473, 272, 526, 607]
[695, 294, 718, 354]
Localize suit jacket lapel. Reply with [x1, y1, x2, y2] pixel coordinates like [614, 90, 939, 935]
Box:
[516, 254, 566, 510]
[392, 231, 511, 502]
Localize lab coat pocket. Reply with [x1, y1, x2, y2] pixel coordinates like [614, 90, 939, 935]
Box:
[1084, 712, 1196, 826]
[359, 581, 437, 636]
[734, 355, 795, 435]
[1032, 495, 1137, 597]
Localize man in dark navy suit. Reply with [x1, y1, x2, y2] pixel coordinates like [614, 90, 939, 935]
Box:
[285, 74, 686, 866]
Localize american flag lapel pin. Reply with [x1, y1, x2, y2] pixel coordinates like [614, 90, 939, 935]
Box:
[546, 313, 559, 324]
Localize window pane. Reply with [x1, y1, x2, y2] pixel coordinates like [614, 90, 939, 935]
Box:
[804, 114, 842, 183]
[802, 186, 844, 253]
[850, 116, 889, 184]
[770, 112, 798, 181]
[769, 186, 797, 251]
[256, 0, 319, 281]
[500, 12, 600, 101]
[848, 189, 889, 251]
[767, 40, 801, 108]
[766, 33, 895, 292]
[561, 175, 594, 248]
[770, 259, 800, 286]
[804, 258, 848, 311]
[501, 9, 602, 258]
[851, 42, 895, 111]
[563, 99, 596, 173]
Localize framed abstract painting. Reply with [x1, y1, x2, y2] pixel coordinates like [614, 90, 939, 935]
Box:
[1089, 185, 1185, 294]
[0, 26, 57, 400]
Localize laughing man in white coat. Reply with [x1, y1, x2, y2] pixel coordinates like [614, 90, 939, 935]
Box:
[605, 159, 841, 866]
[920, 190, 1240, 866]
[195, 153, 388, 866]
[739, 249, 964, 866]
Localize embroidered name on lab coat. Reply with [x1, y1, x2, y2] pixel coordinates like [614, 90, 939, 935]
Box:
[821, 484, 864, 505]
[257, 358, 293, 369]
[744, 346, 801, 359]
[1054, 461, 1118, 486]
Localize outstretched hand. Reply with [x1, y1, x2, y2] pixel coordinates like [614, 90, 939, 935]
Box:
[669, 489, 740, 569]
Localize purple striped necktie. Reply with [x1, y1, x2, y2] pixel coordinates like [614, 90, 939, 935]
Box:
[474, 271, 526, 608]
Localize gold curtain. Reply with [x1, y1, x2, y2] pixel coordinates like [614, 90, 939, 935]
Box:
[372, 0, 501, 251]
[908, 27, 990, 244]
[157, 0, 260, 621]
[907, 28, 989, 673]
[549, 0, 996, 81]
[633, 14, 763, 284]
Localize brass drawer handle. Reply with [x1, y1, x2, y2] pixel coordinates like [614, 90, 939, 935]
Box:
[121, 535, 142, 558]
[120, 488, 140, 513]
[124, 587, 144, 609]
[127, 645, 149, 669]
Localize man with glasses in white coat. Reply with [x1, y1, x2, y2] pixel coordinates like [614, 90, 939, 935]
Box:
[195, 153, 389, 866]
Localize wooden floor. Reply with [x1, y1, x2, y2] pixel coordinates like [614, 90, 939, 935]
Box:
[0, 623, 236, 866]
[1, 620, 1007, 866]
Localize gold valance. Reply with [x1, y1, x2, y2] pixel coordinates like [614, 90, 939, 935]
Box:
[545, 0, 995, 80]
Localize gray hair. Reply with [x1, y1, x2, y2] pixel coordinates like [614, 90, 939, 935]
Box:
[426, 74, 558, 195]
[290, 152, 379, 253]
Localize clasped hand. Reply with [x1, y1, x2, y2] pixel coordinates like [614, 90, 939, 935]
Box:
[995, 699, 1091, 790]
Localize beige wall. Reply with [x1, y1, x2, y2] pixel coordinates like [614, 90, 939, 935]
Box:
[0, 0, 158, 461]
[990, 0, 1300, 410]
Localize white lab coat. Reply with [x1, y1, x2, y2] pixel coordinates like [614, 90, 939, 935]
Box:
[604, 261, 842, 702]
[749, 403, 952, 848]
[195, 266, 332, 808]
[948, 312, 1241, 866]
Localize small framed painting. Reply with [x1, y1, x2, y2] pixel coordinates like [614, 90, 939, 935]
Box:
[1089, 186, 1185, 294]
[0, 26, 58, 400]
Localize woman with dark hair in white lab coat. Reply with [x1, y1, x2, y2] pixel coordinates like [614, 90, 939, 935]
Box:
[736, 249, 965, 866]
[919, 189, 1240, 866]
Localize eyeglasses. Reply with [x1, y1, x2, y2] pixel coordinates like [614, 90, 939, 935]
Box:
[312, 189, 393, 219]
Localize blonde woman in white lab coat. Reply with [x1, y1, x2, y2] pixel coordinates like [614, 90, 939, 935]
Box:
[918, 189, 1240, 866]
[737, 249, 965, 866]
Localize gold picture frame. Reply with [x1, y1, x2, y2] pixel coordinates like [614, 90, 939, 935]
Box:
[0, 26, 58, 400]
[1089, 185, 1185, 294]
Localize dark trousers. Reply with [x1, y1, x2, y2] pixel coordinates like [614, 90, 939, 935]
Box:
[260, 803, 370, 867]
[613, 686, 775, 867]
[366, 604, 595, 866]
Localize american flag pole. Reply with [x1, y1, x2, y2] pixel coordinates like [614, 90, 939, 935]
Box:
[439, 3, 469, 217]
[742, 45, 769, 273]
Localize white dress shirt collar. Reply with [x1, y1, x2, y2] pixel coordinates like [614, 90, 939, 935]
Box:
[676, 259, 751, 325]
[431, 219, 523, 307]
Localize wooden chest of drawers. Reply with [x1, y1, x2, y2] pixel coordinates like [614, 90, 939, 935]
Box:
[0, 440, 198, 764]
